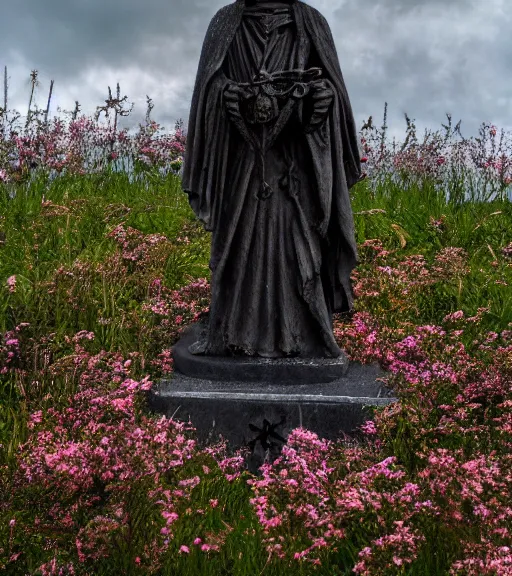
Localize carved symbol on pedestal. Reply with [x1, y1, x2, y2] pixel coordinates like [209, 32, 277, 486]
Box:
[248, 417, 287, 452]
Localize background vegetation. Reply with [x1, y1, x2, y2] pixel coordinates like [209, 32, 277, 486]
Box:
[0, 71, 511, 575]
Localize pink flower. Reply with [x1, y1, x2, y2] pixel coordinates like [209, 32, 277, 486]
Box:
[178, 476, 201, 489]
[179, 545, 190, 554]
[443, 310, 465, 323]
[162, 511, 179, 525]
[6, 275, 16, 293]
[361, 420, 377, 435]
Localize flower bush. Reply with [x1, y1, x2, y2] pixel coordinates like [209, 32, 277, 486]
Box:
[1, 90, 512, 574]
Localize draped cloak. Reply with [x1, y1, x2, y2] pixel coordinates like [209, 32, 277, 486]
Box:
[182, 0, 362, 358]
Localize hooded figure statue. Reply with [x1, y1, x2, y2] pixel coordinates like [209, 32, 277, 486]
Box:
[182, 0, 362, 359]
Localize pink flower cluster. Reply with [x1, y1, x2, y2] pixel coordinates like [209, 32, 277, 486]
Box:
[242, 252, 511, 573]
[107, 224, 170, 264]
[0, 323, 31, 374]
[0, 107, 186, 181]
[360, 115, 512, 202]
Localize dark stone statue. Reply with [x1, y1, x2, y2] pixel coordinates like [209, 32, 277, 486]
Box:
[182, 0, 362, 359]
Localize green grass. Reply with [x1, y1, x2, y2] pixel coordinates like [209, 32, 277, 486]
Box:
[351, 175, 511, 335]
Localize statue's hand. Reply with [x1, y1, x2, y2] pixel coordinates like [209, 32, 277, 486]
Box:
[223, 82, 242, 122]
[223, 82, 253, 124]
[303, 79, 335, 134]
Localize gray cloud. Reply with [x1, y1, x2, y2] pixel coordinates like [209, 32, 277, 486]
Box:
[1, 0, 510, 140]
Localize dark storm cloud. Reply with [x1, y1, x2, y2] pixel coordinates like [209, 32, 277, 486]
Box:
[1, 0, 510, 140]
[327, 0, 512, 138]
[0, 0, 213, 74]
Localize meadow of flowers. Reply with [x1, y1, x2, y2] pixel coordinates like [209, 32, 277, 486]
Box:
[0, 79, 512, 575]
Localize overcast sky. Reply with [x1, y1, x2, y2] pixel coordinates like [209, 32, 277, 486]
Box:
[1, 0, 511, 142]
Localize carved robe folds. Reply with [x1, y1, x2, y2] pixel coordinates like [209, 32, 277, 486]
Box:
[182, 1, 362, 358]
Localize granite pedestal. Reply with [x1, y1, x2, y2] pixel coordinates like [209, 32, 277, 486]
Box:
[148, 321, 397, 471]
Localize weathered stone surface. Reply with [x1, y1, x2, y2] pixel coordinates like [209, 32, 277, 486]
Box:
[149, 357, 396, 471]
[174, 321, 350, 384]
